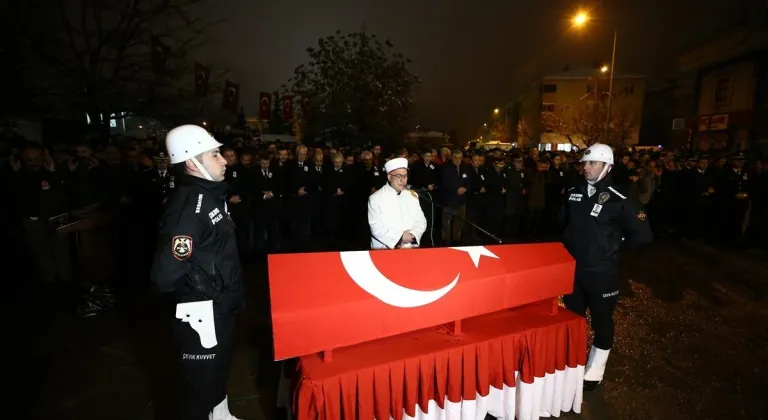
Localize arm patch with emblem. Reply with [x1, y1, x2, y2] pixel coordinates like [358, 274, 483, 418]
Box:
[172, 235, 193, 260]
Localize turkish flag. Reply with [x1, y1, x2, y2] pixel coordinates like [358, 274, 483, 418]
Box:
[299, 96, 309, 118]
[151, 37, 170, 74]
[282, 95, 294, 121]
[268, 243, 575, 360]
[258, 92, 271, 120]
[221, 80, 239, 113]
[194, 62, 210, 97]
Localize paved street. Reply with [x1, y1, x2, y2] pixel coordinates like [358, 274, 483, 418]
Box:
[13, 237, 768, 420]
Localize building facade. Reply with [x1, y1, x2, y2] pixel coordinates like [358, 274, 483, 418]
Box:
[678, 28, 768, 153]
[638, 74, 698, 149]
[509, 68, 646, 150]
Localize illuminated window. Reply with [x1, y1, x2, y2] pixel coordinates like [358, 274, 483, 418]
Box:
[541, 103, 556, 112]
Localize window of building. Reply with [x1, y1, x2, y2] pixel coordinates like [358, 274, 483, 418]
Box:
[713, 75, 733, 106]
[541, 103, 556, 112]
[557, 143, 573, 152]
[542, 84, 557, 93]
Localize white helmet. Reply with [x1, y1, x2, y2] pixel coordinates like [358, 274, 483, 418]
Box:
[581, 143, 614, 166]
[166, 124, 222, 164]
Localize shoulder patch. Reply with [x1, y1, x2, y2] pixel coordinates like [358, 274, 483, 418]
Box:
[195, 194, 203, 214]
[409, 189, 418, 198]
[172, 236, 193, 260]
[637, 210, 647, 221]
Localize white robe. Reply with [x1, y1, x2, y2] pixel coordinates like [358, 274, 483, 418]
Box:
[368, 183, 427, 249]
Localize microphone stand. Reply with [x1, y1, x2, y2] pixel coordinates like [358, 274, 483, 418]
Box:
[416, 191, 503, 245]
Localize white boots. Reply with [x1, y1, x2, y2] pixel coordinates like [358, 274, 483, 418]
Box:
[583, 346, 611, 391]
[209, 396, 242, 420]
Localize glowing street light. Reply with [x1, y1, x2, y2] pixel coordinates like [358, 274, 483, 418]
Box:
[202, 121, 207, 126]
[493, 108, 500, 114]
[572, 11, 589, 27]
[572, 10, 617, 143]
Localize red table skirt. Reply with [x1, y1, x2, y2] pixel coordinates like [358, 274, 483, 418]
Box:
[288, 304, 587, 420]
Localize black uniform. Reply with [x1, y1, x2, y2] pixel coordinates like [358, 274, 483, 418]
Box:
[150, 174, 244, 420]
[410, 162, 441, 246]
[560, 177, 652, 351]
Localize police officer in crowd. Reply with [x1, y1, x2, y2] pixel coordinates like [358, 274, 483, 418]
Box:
[150, 124, 244, 420]
[560, 143, 653, 391]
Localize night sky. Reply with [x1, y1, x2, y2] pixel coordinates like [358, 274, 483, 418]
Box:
[197, 0, 763, 141]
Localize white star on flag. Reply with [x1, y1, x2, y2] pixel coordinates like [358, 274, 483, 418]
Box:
[450, 246, 499, 267]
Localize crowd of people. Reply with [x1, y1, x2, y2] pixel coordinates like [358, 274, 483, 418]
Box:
[2, 132, 767, 291]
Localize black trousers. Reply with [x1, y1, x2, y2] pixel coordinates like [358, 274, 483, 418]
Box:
[563, 268, 618, 350]
[175, 313, 235, 420]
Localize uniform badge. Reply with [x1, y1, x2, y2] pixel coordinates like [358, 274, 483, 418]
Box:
[41, 180, 50, 190]
[374, 171, 380, 176]
[233, 171, 237, 178]
[304, 165, 309, 172]
[429, 164, 434, 169]
[637, 210, 647, 221]
[598, 192, 610, 205]
[480, 174, 485, 180]
[172, 236, 193, 260]
[590, 204, 603, 217]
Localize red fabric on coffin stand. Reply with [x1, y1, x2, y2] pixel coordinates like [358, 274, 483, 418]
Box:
[293, 305, 587, 420]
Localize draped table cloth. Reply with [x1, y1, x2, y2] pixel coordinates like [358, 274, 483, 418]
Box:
[286, 304, 587, 420]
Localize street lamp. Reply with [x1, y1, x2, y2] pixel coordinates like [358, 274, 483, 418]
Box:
[493, 108, 500, 114]
[572, 11, 617, 144]
[572, 11, 588, 27]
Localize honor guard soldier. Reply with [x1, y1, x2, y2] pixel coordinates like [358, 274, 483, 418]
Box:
[368, 157, 427, 249]
[560, 143, 653, 391]
[147, 151, 175, 204]
[150, 124, 244, 420]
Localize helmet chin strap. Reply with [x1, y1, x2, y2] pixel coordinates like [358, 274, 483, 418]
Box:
[191, 156, 214, 181]
[588, 163, 612, 185]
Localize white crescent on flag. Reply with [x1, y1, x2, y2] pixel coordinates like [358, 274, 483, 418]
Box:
[339, 247, 498, 308]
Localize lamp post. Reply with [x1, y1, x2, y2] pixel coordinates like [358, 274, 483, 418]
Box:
[604, 30, 617, 144]
[572, 12, 617, 144]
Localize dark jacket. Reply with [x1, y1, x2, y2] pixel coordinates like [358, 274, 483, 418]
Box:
[561, 177, 653, 272]
[150, 175, 244, 315]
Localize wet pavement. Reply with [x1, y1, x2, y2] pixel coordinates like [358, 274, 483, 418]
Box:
[12, 236, 768, 420]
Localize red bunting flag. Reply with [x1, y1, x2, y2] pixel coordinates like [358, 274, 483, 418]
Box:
[194, 62, 210, 97]
[282, 95, 294, 121]
[259, 92, 272, 120]
[221, 80, 239, 113]
[151, 37, 170, 74]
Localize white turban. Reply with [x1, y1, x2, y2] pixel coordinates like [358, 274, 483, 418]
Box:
[384, 157, 408, 173]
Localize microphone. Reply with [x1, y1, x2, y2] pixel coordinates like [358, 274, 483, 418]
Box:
[413, 189, 503, 245]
